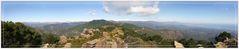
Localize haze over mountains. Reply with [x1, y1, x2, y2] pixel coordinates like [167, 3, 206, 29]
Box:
[23, 19, 238, 41]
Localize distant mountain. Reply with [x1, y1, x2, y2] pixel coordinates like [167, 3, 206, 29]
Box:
[122, 21, 237, 41]
[23, 22, 55, 28]
[69, 20, 117, 31]
[24, 22, 86, 35]
[23, 20, 237, 41]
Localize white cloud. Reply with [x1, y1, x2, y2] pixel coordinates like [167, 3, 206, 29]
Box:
[129, 6, 159, 16]
[103, 1, 160, 16]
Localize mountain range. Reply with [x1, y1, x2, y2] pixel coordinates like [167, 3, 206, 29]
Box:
[23, 19, 238, 41]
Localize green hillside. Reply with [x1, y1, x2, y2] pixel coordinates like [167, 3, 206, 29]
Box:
[66, 19, 175, 48]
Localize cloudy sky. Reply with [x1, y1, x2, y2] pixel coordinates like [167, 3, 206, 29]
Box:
[1, 1, 238, 24]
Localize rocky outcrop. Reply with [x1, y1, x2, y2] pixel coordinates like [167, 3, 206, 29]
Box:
[42, 43, 49, 48]
[215, 42, 227, 48]
[81, 27, 125, 48]
[80, 28, 99, 38]
[174, 41, 184, 48]
[59, 35, 67, 44]
[64, 43, 72, 48]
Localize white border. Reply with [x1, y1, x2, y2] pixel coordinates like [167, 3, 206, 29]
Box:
[1, 0, 238, 1]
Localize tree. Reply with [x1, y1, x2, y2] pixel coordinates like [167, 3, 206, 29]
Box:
[215, 31, 238, 48]
[42, 33, 59, 44]
[1, 21, 42, 48]
[215, 31, 232, 42]
[178, 38, 197, 48]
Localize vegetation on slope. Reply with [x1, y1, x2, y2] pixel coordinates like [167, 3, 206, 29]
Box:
[1, 21, 42, 48]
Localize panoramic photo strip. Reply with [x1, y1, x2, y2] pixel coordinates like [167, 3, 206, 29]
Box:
[1, 0, 238, 48]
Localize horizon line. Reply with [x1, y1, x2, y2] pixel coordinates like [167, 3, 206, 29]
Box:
[2, 20, 237, 25]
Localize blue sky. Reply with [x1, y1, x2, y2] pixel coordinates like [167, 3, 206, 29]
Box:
[1, 1, 238, 24]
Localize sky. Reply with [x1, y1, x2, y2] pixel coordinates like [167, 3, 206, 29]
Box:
[1, 1, 238, 24]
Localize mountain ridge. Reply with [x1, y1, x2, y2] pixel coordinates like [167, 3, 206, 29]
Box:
[23, 20, 237, 41]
